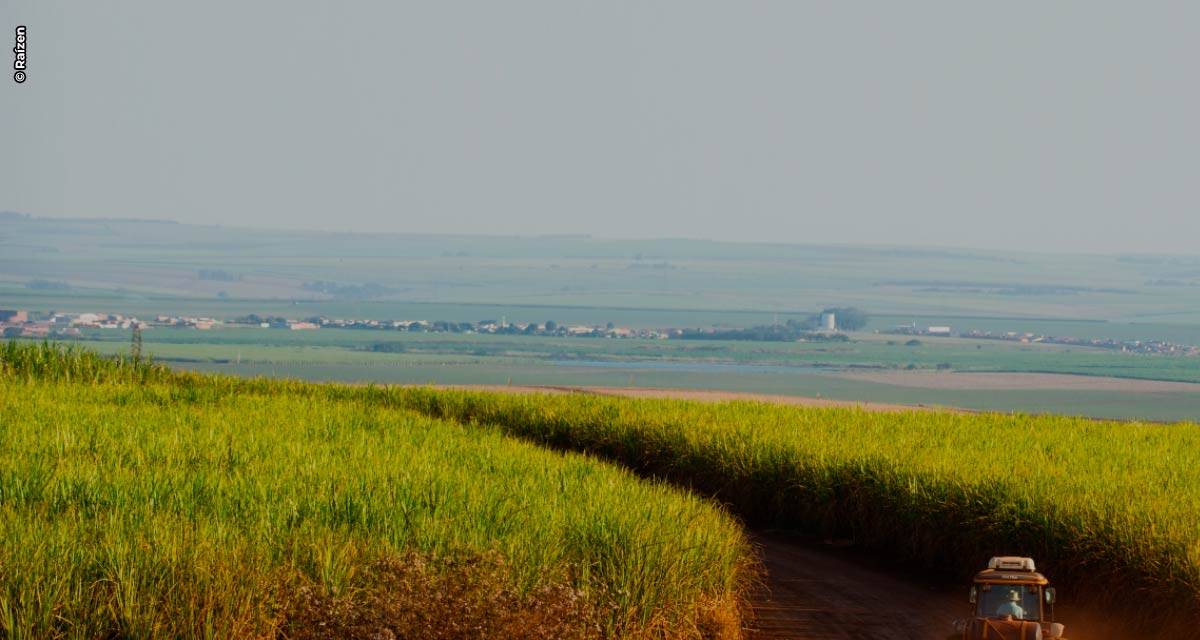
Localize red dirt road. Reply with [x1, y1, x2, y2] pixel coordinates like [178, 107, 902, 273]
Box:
[746, 534, 963, 639]
[744, 535, 1129, 640]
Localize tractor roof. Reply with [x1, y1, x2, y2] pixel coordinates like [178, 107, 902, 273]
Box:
[973, 568, 1049, 586]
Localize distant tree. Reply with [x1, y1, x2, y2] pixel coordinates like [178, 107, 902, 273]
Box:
[301, 280, 392, 300]
[544, 320, 558, 332]
[523, 323, 539, 334]
[605, 322, 615, 330]
[369, 342, 406, 353]
[822, 307, 868, 331]
[676, 324, 847, 343]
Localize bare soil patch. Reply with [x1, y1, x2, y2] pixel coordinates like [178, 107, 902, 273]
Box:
[832, 371, 1200, 393]
[405, 384, 959, 413]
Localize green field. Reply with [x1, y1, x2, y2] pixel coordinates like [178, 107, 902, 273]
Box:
[48, 327, 1200, 422]
[170, 363, 1198, 423]
[388, 388, 1200, 632]
[3, 342, 1196, 635]
[0, 344, 748, 639]
[5, 216, 1200, 423]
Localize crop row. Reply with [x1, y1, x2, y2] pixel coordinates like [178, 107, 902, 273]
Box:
[0, 344, 749, 639]
[382, 387, 1200, 630]
[6, 341, 1200, 633]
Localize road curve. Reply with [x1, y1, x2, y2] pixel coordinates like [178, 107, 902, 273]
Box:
[745, 534, 1129, 640]
[745, 533, 963, 640]
[405, 384, 1147, 638]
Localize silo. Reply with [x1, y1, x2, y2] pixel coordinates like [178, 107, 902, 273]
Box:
[820, 312, 836, 331]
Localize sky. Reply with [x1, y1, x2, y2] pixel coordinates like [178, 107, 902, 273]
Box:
[2, 2, 1197, 254]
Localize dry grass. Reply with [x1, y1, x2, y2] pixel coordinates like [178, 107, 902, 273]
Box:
[278, 550, 609, 640]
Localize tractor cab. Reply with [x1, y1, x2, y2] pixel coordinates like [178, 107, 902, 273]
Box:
[954, 557, 1067, 640]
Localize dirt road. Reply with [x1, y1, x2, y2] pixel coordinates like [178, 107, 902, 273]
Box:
[746, 534, 963, 639]
[745, 534, 1129, 640]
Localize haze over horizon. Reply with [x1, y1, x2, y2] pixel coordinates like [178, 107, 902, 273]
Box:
[8, 210, 1200, 260]
[3, 2, 1197, 255]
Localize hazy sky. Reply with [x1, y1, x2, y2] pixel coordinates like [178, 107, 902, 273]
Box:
[3, 2, 1197, 253]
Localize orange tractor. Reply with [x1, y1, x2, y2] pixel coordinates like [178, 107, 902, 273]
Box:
[951, 557, 1067, 640]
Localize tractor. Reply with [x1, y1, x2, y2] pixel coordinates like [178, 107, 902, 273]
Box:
[951, 556, 1067, 640]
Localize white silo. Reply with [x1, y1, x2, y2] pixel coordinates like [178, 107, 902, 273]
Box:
[820, 312, 836, 331]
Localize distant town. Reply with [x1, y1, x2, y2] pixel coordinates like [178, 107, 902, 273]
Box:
[882, 323, 1200, 356]
[1, 308, 1197, 357]
[0, 308, 677, 339]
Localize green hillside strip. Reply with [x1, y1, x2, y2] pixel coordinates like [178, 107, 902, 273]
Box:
[0, 344, 749, 639]
[389, 388, 1200, 629]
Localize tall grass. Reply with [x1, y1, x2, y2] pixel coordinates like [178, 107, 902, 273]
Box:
[0, 340, 169, 385]
[0, 344, 750, 639]
[386, 388, 1200, 629]
[9, 340, 1199, 632]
